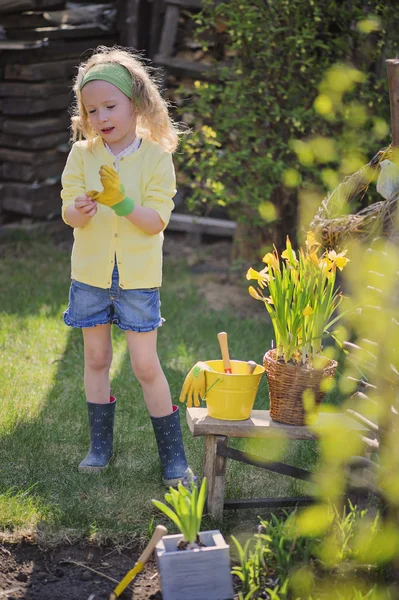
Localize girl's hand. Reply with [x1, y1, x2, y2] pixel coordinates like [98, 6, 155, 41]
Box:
[87, 166, 125, 207]
[87, 166, 134, 216]
[74, 195, 97, 218]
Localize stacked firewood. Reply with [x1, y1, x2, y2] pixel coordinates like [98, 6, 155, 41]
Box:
[0, 0, 118, 221]
[153, 0, 216, 80]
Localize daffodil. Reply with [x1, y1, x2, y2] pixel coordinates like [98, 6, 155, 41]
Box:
[305, 230, 320, 251]
[246, 235, 349, 365]
[318, 257, 332, 277]
[335, 255, 349, 270]
[246, 267, 270, 289]
[327, 249, 350, 271]
[281, 236, 298, 265]
[262, 251, 280, 271]
[281, 249, 291, 261]
[248, 286, 265, 301]
[262, 252, 274, 264]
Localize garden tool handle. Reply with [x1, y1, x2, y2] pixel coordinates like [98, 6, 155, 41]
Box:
[110, 525, 167, 599]
[217, 331, 232, 374]
[247, 361, 257, 374]
[138, 525, 168, 564]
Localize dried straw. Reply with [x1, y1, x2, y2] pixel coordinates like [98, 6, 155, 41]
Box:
[310, 145, 398, 250]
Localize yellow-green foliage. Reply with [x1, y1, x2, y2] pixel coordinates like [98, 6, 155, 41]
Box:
[283, 153, 399, 598]
[233, 507, 393, 599]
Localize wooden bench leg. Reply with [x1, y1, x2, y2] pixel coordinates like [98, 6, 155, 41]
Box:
[203, 435, 228, 520]
[346, 448, 375, 509]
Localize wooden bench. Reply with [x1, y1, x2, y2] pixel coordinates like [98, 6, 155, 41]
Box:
[186, 407, 371, 519]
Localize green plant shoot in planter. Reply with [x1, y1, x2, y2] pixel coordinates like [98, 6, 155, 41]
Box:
[246, 232, 349, 366]
[152, 468, 207, 549]
[152, 468, 233, 600]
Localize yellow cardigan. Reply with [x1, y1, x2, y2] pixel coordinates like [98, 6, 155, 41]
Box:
[61, 137, 176, 289]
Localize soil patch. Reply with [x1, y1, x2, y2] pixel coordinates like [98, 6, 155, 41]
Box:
[1, 540, 241, 600]
[0, 540, 162, 600]
[163, 233, 264, 319]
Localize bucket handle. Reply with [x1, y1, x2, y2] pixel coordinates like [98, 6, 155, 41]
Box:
[203, 377, 221, 400]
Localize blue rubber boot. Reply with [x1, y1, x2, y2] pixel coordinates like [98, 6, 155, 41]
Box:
[150, 405, 188, 487]
[78, 395, 116, 473]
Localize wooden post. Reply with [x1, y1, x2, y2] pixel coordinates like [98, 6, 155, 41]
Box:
[203, 435, 228, 520]
[118, 0, 139, 49]
[386, 59, 399, 147]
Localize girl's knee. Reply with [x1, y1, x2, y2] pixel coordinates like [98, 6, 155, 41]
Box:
[85, 348, 112, 372]
[132, 358, 160, 385]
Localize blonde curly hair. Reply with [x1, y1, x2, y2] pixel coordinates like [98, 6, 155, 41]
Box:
[71, 45, 183, 153]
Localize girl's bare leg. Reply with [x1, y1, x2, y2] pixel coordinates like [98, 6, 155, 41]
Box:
[126, 328, 187, 486]
[125, 329, 172, 417]
[82, 324, 113, 404]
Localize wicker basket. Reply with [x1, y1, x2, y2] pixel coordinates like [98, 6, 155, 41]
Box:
[263, 349, 337, 426]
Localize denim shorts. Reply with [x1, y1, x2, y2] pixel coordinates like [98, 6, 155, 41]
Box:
[63, 263, 164, 332]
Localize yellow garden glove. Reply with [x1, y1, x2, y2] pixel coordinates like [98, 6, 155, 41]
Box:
[179, 361, 215, 408]
[87, 165, 135, 216]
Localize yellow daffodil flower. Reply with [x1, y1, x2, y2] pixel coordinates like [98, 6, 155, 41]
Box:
[262, 252, 273, 264]
[305, 230, 320, 251]
[318, 257, 332, 276]
[281, 249, 290, 260]
[248, 286, 264, 300]
[246, 233, 349, 366]
[303, 305, 313, 316]
[327, 249, 350, 271]
[282, 236, 298, 265]
[335, 255, 349, 270]
[246, 267, 270, 289]
[261, 252, 279, 271]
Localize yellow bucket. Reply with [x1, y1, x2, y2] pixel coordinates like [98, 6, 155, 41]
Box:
[204, 360, 265, 420]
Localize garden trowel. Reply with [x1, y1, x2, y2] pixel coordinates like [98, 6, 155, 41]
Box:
[217, 331, 232, 373]
[109, 525, 167, 599]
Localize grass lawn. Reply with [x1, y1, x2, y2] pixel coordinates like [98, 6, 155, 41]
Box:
[0, 227, 326, 544]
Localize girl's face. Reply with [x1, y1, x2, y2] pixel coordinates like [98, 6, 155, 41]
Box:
[81, 80, 137, 154]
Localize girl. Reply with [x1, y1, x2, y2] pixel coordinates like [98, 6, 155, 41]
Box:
[61, 45, 188, 486]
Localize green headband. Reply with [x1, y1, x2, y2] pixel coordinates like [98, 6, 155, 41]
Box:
[80, 62, 133, 99]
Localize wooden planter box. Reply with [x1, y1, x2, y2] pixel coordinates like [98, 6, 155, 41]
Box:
[155, 529, 234, 600]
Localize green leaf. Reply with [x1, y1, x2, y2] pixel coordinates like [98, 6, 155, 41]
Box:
[151, 499, 182, 531]
[197, 477, 207, 525]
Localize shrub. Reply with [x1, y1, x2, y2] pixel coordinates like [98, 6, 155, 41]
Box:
[175, 0, 399, 257]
